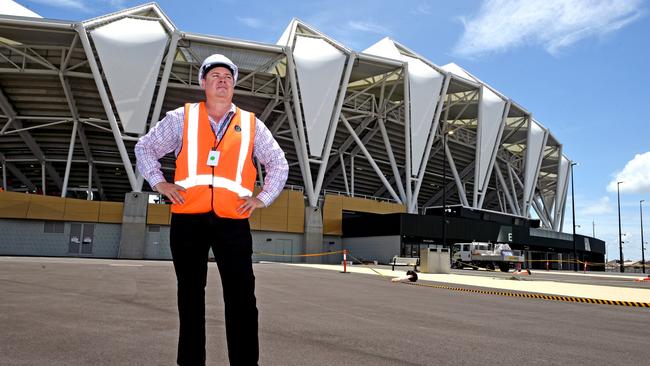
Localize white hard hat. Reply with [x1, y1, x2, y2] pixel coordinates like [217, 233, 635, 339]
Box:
[198, 54, 238, 85]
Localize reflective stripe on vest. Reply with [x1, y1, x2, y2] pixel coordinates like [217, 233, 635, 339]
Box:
[175, 175, 253, 198]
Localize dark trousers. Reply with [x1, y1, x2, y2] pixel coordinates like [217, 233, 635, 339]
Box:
[170, 212, 259, 366]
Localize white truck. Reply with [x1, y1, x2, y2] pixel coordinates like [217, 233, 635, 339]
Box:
[452, 242, 525, 272]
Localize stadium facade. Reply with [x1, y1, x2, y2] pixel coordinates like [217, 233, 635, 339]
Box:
[0, 2, 604, 267]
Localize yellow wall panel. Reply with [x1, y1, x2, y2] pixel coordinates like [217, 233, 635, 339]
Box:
[341, 196, 405, 214]
[377, 201, 406, 213]
[323, 194, 343, 235]
[0, 191, 31, 219]
[98, 201, 124, 223]
[147, 204, 171, 225]
[26, 195, 65, 220]
[260, 191, 288, 232]
[322, 195, 405, 235]
[342, 196, 378, 212]
[64, 198, 100, 222]
[260, 214, 288, 232]
[286, 190, 304, 233]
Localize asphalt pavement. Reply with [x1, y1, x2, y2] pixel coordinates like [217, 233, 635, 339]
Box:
[1, 256, 648, 366]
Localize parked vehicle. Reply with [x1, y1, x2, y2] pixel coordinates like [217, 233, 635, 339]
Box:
[452, 242, 525, 272]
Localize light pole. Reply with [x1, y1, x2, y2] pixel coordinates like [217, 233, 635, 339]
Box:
[641, 200, 646, 274]
[570, 162, 578, 271]
[592, 221, 595, 237]
[617, 181, 624, 272]
[441, 129, 453, 248]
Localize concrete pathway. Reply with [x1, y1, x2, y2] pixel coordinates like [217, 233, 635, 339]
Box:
[288, 263, 650, 303]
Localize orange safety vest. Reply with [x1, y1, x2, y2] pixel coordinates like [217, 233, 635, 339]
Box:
[171, 102, 257, 219]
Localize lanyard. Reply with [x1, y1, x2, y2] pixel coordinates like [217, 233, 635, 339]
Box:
[212, 110, 234, 151]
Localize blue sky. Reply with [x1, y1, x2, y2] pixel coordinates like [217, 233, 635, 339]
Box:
[12, 0, 650, 260]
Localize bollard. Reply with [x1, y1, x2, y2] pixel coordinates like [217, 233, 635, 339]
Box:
[546, 260, 549, 271]
[584, 260, 588, 273]
[341, 249, 348, 273]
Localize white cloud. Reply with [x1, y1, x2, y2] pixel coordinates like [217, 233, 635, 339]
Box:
[412, 3, 431, 15]
[26, 0, 129, 12]
[107, 0, 127, 8]
[607, 151, 650, 193]
[347, 20, 389, 34]
[27, 0, 88, 11]
[580, 196, 612, 215]
[302, 12, 392, 49]
[453, 0, 645, 57]
[236, 16, 263, 29]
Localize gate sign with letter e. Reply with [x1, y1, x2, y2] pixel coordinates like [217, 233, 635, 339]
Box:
[498, 226, 513, 243]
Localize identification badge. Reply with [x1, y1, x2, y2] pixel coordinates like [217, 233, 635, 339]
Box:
[207, 150, 220, 166]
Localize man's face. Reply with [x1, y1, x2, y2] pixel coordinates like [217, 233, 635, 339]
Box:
[202, 66, 234, 101]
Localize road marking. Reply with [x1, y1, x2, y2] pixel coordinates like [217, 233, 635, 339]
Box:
[403, 281, 650, 308]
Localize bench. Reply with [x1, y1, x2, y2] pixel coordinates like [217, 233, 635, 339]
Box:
[391, 256, 419, 271]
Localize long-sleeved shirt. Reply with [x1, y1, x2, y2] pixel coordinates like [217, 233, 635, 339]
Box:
[135, 103, 288, 207]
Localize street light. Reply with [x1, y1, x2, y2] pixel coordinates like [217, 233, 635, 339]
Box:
[570, 162, 578, 271]
[641, 200, 646, 274]
[592, 220, 595, 237]
[617, 181, 624, 272]
[441, 129, 453, 248]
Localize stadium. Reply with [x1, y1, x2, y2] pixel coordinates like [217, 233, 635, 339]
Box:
[0, 2, 604, 268]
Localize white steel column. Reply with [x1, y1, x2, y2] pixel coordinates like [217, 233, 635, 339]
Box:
[473, 86, 484, 208]
[41, 163, 45, 195]
[88, 163, 93, 200]
[445, 141, 470, 207]
[377, 75, 406, 202]
[377, 117, 406, 202]
[339, 153, 350, 195]
[350, 155, 355, 197]
[285, 48, 316, 206]
[509, 163, 527, 214]
[350, 155, 354, 197]
[494, 161, 519, 215]
[507, 163, 521, 213]
[341, 115, 401, 203]
[61, 120, 78, 197]
[2, 160, 6, 190]
[402, 65, 413, 210]
[77, 24, 138, 191]
[532, 198, 552, 228]
[284, 99, 315, 203]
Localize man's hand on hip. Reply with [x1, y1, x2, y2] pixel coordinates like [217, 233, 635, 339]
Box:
[154, 182, 186, 205]
[237, 196, 265, 215]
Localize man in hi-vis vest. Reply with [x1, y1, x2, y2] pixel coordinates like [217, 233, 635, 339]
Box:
[136, 54, 288, 366]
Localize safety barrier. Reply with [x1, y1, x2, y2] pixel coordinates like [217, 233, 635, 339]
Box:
[253, 250, 344, 258]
